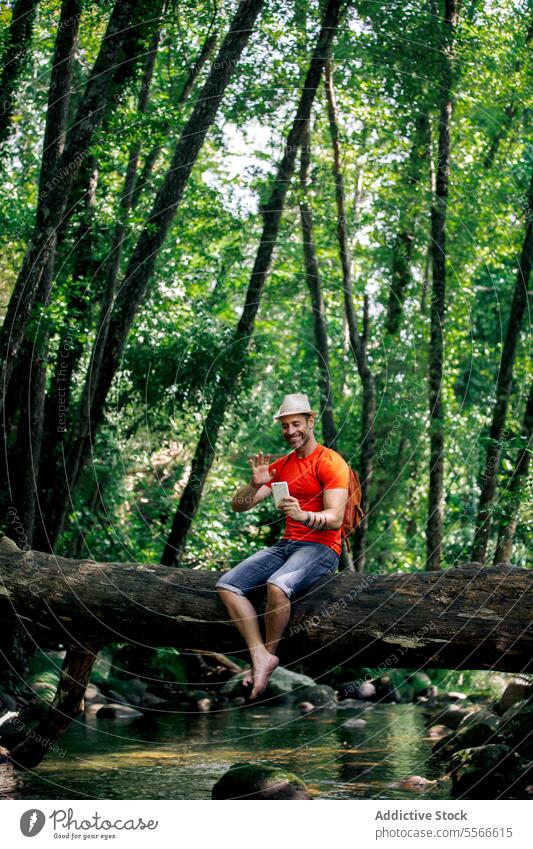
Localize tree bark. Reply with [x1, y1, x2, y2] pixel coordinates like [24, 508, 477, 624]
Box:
[161, 0, 346, 567]
[471, 168, 533, 564]
[385, 112, 430, 335]
[298, 123, 338, 450]
[493, 377, 533, 564]
[0, 0, 40, 148]
[3, 0, 85, 545]
[425, 0, 458, 571]
[0, 536, 531, 674]
[324, 60, 375, 572]
[131, 32, 218, 210]
[0, 0, 137, 417]
[41, 0, 265, 550]
[8, 645, 99, 769]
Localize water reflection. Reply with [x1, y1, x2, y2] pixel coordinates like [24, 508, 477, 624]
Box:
[0, 704, 451, 800]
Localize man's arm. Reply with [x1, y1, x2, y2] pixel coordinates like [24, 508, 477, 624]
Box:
[231, 483, 271, 513]
[278, 488, 348, 530]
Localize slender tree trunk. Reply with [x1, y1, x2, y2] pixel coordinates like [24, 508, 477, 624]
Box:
[298, 123, 337, 450]
[131, 32, 218, 210]
[161, 0, 345, 567]
[425, 0, 458, 571]
[0, 0, 137, 416]
[385, 112, 430, 335]
[493, 378, 533, 564]
[39, 0, 266, 550]
[471, 169, 533, 564]
[482, 20, 532, 170]
[0, 0, 40, 148]
[298, 118, 353, 574]
[0, 0, 82, 543]
[324, 60, 375, 573]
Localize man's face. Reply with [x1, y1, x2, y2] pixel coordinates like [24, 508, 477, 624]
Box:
[280, 414, 314, 449]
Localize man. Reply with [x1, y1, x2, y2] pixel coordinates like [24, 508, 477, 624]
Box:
[216, 393, 349, 699]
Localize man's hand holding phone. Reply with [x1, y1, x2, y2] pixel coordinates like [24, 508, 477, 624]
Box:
[277, 494, 305, 522]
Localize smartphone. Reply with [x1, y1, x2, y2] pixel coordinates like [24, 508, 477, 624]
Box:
[271, 481, 290, 507]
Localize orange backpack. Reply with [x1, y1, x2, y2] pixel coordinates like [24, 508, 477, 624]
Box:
[314, 447, 364, 551]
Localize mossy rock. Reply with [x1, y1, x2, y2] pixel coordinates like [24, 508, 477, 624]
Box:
[451, 745, 519, 798]
[221, 667, 315, 703]
[498, 700, 533, 759]
[212, 762, 310, 799]
[298, 684, 336, 707]
[433, 718, 500, 758]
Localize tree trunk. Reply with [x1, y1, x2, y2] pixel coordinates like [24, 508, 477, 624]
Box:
[131, 32, 218, 210]
[0, 0, 82, 684]
[471, 168, 533, 564]
[9, 646, 99, 769]
[493, 377, 533, 564]
[41, 0, 265, 550]
[161, 0, 345, 567]
[482, 19, 532, 170]
[385, 112, 429, 335]
[1, 536, 530, 767]
[0, 536, 531, 674]
[0, 0, 137, 416]
[298, 123, 338, 450]
[0, 0, 40, 148]
[425, 0, 458, 571]
[324, 60, 375, 572]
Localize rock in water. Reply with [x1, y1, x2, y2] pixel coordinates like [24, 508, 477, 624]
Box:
[221, 666, 315, 703]
[212, 762, 311, 799]
[337, 680, 376, 701]
[96, 703, 144, 720]
[451, 745, 518, 798]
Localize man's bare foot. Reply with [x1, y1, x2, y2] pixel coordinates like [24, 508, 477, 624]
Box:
[250, 652, 279, 700]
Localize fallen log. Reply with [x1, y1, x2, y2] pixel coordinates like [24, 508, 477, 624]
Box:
[0, 536, 531, 768]
[1, 536, 531, 673]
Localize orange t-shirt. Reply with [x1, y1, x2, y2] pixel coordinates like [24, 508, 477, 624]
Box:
[265, 443, 349, 555]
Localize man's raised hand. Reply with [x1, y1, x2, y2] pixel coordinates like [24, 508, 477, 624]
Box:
[248, 452, 276, 488]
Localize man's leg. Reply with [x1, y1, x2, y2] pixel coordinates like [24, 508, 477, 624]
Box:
[264, 584, 291, 656]
[216, 588, 279, 699]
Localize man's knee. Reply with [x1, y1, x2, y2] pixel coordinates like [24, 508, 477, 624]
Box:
[266, 582, 291, 604]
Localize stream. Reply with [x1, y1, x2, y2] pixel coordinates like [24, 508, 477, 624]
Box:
[0, 702, 452, 800]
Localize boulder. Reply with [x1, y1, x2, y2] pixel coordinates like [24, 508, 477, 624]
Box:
[337, 680, 376, 701]
[96, 703, 144, 720]
[433, 691, 468, 703]
[432, 719, 499, 758]
[427, 703, 477, 730]
[410, 673, 434, 700]
[457, 708, 499, 732]
[140, 691, 166, 707]
[336, 699, 373, 711]
[389, 775, 433, 790]
[451, 745, 519, 798]
[371, 675, 402, 703]
[0, 691, 18, 712]
[84, 683, 105, 705]
[498, 681, 531, 713]
[427, 724, 450, 740]
[342, 717, 367, 729]
[498, 700, 533, 760]
[212, 762, 311, 800]
[298, 684, 336, 708]
[221, 667, 315, 704]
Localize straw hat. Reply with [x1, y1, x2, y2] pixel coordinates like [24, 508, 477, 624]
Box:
[273, 393, 318, 421]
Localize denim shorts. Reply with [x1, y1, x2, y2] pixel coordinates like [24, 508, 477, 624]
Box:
[215, 539, 339, 600]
